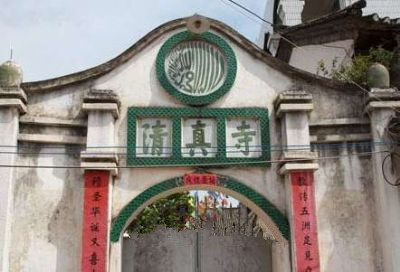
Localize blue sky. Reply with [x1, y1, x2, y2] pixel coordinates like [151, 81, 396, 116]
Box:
[0, 0, 268, 81]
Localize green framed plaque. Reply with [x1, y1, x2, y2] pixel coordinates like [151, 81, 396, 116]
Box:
[127, 107, 270, 167]
[156, 31, 237, 105]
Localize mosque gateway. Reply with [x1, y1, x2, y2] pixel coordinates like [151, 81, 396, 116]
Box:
[0, 15, 400, 272]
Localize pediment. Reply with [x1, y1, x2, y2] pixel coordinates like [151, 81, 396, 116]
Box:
[21, 15, 358, 95]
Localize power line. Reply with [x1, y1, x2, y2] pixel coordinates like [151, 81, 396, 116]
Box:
[2, 140, 394, 149]
[224, 0, 275, 26]
[382, 152, 400, 186]
[0, 141, 391, 156]
[0, 150, 386, 169]
[218, 0, 400, 116]
[219, 0, 271, 31]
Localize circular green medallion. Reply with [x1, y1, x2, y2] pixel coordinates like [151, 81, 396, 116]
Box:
[156, 31, 237, 105]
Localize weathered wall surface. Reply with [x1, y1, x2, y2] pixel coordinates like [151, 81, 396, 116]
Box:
[122, 225, 272, 272]
[123, 227, 196, 272]
[10, 144, 83, 272]
[315, 145, 376, 272]
[10, 23, 380, 272]
[90, 30, 296, 221]
[25, 83, 88, 120]
[307, 84, 364, 121]
[289, 39, 354, 76]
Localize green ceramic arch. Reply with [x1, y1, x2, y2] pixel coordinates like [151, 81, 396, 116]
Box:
[110, 174, 289, 242]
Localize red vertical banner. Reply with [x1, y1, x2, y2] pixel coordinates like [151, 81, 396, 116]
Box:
[291, 171, 320, 272]
[82, 171, 110, 272]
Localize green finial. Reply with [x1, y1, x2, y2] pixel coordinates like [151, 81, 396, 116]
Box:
[367, 63, 390, 88]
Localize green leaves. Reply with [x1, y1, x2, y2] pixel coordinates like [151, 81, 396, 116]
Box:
[317, 47, 394, 86]
[126, 192, 194, 237]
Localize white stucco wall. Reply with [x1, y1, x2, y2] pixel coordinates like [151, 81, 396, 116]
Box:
[316, 147, 376, 272]
[76, 29, 294, 220]
[8, 25, 379, 272]
[289, 39, 354, 77]
[10, 145, 83, 272]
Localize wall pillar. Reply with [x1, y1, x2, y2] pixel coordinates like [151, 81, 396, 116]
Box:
[108, 241, 122, 272]
[366, 88, 400, 272]
[81, 90, 119, 272]
[0, 87, 26, 272]
[275, 91, 320, 272]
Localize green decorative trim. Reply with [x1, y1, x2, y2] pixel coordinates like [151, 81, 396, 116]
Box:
[110, 174, 290, 242]
[156, 31, 237, 105]
[127, 107, 270, 167]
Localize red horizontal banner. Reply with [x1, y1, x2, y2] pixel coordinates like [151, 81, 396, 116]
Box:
[81, 171, 109, 272]
[183, 173, 218, 186]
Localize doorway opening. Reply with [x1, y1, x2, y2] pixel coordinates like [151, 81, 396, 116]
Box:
[110, 173, 291, 272]
[122, 190, 274, 272]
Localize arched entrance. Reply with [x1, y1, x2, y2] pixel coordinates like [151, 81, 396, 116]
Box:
[109, 173, 291, 272]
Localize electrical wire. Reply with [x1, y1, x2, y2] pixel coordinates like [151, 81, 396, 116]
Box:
[0, 150, 386, 169]
[220, 0, 271, 30]
[5, 0, 397, 162]
[0, 2, 396, 172]
[382, 152, 400, 186]
[0, 141, 391, 156]
[1, 140, 394, 149]
[386, 115, 400, 142]
[381, 115, 400, 186]
[218, 0, 400, 188]
[217, 0, 400, 116]
[224, 0, 275, 26]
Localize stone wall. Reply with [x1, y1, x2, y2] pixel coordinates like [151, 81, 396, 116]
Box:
[289, 40, 354, 77]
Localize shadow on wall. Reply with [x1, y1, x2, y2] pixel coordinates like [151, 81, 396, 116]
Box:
[9, 144, 84, 271]
[316, 143, 376, 271]
[47, 145, 84, 272]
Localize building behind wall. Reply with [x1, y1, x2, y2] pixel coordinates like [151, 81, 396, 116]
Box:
[259, 0, 400, 49]
[259, 0, 400, 82]
[268, 0, 400, 27]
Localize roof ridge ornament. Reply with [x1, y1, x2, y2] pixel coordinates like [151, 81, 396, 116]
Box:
[186, 15, 210, 34]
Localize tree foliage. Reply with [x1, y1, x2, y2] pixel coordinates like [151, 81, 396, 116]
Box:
[126, 192, 194, 236]
[317, 47, 394, 85]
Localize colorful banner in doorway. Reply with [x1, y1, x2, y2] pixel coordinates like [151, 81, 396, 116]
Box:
[291, 171, 320, 272]
[81, 171, 109, 272]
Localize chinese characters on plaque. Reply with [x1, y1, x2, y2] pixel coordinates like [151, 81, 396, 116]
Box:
[136, 118, 261, 158]
[182, 119, 216, 157]
[291, 171, 320, 272]
[82, 171, 109, 272]
[136, 118, 172, 157]
[226, 118, 260, 158]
